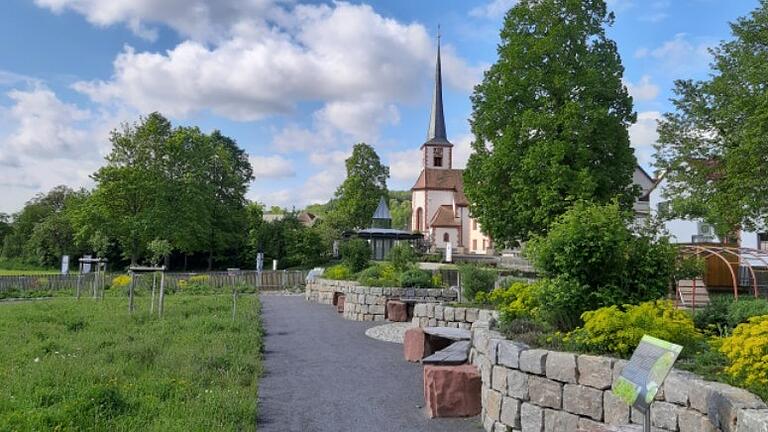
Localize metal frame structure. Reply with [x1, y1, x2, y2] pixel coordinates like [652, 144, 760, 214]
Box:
[676, 245, 768, 309]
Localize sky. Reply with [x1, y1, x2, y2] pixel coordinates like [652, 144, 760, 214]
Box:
[0, 0, 759, 214]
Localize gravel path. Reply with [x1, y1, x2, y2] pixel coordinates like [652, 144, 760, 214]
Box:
[365, 322, 415, 344]
[257, 295, 481, 432]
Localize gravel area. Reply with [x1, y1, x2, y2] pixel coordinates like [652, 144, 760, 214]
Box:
[257, 295, 481, 432]
[365, 322, 415, 344]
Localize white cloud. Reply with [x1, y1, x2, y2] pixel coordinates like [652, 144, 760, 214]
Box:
[629, 111, 661, 168]
[249, 155, 295, 179]
[470, 0, 518, 20]
[624, 75, 659, 102]
[33, 0, 282, 42]
[637, 1, 670, 23]
[635, 33, 713, 75]
[250, 169, 342, 208]
[308, 150, 349, 167]
[388, 149, 422, 183]
[6, 87, 92, 159]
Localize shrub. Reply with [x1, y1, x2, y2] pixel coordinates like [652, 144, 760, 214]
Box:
[526, 201, 676, 330]
[459, 264, 497, 301]
[324, 264, 353, 280]
[387, 243, 417, 272]
[566, 300, 704, 358]
[727, 298, 768, 328]
[694, 295, 732, 335]
[477, 281, 542, 322]
[112, 275, 131, 288]
[341, 239, 371, 273]
[720, 316, 768, 388]
[399, 268, 432, 288]
[357, 264, 398, 287]
[431, 273, 444, 288]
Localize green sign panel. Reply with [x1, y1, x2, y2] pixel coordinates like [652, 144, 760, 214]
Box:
[612, 335, 682, 410]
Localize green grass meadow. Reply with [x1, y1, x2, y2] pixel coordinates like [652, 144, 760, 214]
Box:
[0, 295, 263, 431]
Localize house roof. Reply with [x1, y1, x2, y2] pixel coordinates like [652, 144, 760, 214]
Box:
[412, 168, 469, 206]
[429, 205, 461, 227]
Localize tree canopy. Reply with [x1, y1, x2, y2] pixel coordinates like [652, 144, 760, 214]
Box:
[464, 0, 639, 246]
[326, 143, 389, 231]
[655, 1, 768, 237]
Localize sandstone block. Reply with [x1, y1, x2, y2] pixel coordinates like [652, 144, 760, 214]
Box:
[520, 350, 548, 375]
[423, 364, 482, 418]
[545, 352, 578, 383]
[604, 390, 630, 425]
[528, 376, 562, 409]
[508, 369, 529, 400]
[336, 295, 345, 313]
[498, 340, 529, 369]
[612, 360, 628, 386]
[434, 305, 445, 320]
[500, 396, 522, 428]
[455, 307, 466, 321]
[466, 308, 479, 322]
[544, 408, 579, 432]
[663, 369, 698, 406]
[521, 402, 544, 432]
[563, 384, 603, 421]
[679, 408, 718, 432]
[492, 366, 509, 393]
[386, 300, 408, 322]
[426, 302, 436, 316]
[414, 303, 427, 317]
[578, 355, 613, 390]
[737, 409, 768, 432]
[369, 304, 385, 315]
[404, 327, 429, 362]
[487, 388, 503, 421]
[444, 306, 455, 321]
[650, 401, 678, 430]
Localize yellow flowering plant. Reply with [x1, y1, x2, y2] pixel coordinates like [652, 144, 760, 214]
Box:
[720, 315, 768, 387]
[111, 275, 131, 288]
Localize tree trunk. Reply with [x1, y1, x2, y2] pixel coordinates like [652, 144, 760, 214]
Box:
[183, 254, 188, 271]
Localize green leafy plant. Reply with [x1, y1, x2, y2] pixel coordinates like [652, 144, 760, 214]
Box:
[356, 264, 398, 287]
[727, 298, 768, 328]
[720, 316, 768, 393]
[566, 300, 704, 358]
[459, 264, 497, 301]
[398, 268, 433, 288]
[526, 201, 676, 330]
[324, 264, 353, 281]
[341, 239, 371, 273]
[387, 243, 417, 272]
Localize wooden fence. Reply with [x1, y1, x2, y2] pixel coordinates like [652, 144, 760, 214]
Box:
[0, 270, 308, 297]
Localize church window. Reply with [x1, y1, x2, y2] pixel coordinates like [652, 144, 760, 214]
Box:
[759, 233, 768, 251]
[473, 220, 477, 231]
[472, 239, 477, 250]
[416, 208, 423, 231]
[443, 232, 450, 243]
[433, 147, 443, 167]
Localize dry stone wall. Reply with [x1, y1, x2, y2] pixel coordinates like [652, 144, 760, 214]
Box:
[470, 322, 768, 432]
[412, 302, 499, 330]
[305, 278, 457, 321]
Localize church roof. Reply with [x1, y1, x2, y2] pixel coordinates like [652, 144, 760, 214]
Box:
[430, 205, 461, 227]
[372, 196, 391, 220]
[411, 169, 469, 206]
[424, 33, 452, 148]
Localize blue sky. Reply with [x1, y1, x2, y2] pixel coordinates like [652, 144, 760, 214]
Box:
[0, 0, 758, 213]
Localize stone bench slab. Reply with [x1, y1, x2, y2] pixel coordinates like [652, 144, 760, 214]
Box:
[422, 340, 471, 365]
[423, 327, 471, 341]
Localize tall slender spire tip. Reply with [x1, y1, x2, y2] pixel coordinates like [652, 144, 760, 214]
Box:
[426, 26, 449, 145]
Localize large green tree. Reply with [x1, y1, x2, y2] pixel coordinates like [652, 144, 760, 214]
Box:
[327, 143, 389, 231]
[464, 0, 638, 246]
[655, 2, 768, 237]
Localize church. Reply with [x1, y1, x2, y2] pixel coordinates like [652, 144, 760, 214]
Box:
[411, 38, 659, 255]
[411, 38, 493, 255]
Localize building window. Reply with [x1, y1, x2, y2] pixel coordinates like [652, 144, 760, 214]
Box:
[759, 233, 768, 251]
[482, 239, 486, 249]
[472, 239, 477, 250]
[443, 232, 450, 243]
[433, 156, 442, 167]
[415, 208, 423, 231]
[433, 147, 443, 168]
[473, 220, 477, 231]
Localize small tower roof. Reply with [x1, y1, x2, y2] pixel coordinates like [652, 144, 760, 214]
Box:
[372, 196, 391, 220]
[425, 28, 451, 147]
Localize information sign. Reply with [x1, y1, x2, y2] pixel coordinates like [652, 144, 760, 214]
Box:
[612, 335, 682, 411]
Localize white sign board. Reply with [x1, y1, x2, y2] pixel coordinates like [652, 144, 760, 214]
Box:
[445, 242, 453, 263]
[272, 259, 278, 271]
[61, 255, 69, 275]
[82, 254, 92, 273]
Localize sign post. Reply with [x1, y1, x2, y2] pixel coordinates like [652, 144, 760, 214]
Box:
[445, 242, 453, 263]
[612, 335, 683, 432]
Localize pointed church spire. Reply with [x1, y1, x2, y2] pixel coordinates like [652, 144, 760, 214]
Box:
[426, 26, 450, 145]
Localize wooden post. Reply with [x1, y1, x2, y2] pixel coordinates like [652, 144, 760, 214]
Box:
[76, 262, 82, 300]
[128, 271, 135, 313]
[158, 271, 165, 318]
[150, 272, 157, 315]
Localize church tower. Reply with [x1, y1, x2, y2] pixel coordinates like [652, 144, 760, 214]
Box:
[422, 32, 452, 170]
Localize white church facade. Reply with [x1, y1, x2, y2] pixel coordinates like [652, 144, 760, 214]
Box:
[410, 38, 492, 255]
